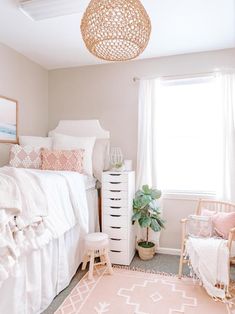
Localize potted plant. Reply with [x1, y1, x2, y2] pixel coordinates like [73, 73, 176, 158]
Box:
[132, 185, 165, 260]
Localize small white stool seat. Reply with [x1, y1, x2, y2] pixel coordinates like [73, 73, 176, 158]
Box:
[85, 233, 109, 250]
[82, 232, 113, 280]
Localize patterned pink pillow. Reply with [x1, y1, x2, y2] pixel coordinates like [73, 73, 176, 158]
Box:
[9, 145, 41, 169]
[41, 148, 84, 173]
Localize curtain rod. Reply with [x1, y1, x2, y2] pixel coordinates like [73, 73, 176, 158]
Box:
[133, 68, 235, 82]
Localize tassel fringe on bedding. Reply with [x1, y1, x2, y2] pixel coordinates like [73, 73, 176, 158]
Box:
[0, 166, 89, 288]
[0, 216, 52, 286]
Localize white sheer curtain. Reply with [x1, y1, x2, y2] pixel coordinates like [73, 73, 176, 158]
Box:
[136, 79, 160, 189]
[137, 73, 235, 203]
[217, 72, 235, 202]
[136, 79, 161, 246]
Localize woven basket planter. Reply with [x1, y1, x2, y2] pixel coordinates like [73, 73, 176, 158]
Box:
[137, 242, 156, 261]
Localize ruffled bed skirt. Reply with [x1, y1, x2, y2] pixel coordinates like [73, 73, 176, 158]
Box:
[0, 188, 99, 314]
[0, 223, 82, 314]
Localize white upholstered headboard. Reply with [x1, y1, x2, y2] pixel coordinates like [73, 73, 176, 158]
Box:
[48, 120, 110, 139]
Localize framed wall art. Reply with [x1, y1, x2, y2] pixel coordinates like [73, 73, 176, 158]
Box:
[0, 95, 18, 143]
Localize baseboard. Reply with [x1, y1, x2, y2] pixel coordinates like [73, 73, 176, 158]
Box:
[157, 247, 181, 256]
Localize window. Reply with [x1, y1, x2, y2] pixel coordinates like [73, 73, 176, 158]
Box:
[155, 76, 220, 195]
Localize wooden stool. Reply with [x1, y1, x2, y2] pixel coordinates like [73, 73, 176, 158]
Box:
[82, 232, 113, 280]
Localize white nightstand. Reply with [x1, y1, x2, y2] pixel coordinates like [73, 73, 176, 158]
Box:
[102, 171, 136, 265]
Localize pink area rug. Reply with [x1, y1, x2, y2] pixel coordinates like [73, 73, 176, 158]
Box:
[55, 267, 230, 314]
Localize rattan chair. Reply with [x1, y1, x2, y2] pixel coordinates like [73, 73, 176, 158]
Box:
[178, 199, 235, 288]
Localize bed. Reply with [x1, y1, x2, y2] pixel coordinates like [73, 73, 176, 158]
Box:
[0, 120, 110, 314]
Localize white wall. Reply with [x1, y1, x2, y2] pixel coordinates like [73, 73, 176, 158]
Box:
[0, 43, 48, 166]
[49, 48, 235, 250]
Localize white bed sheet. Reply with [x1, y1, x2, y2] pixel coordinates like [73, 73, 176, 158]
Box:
[0, 181, 98, 314]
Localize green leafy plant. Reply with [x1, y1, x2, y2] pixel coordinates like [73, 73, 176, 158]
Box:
[132, 185, 165, 248]
[113, 162, 123, 169]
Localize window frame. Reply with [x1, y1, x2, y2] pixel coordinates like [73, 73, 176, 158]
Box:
[155, 74, 219, 196]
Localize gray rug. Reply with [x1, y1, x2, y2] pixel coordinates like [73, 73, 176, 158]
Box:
[43, 253, 188, 313]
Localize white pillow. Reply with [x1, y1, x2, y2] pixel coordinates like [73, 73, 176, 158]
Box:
[19, 136, 52, 149]
[52, 133, 96, 176]
[93, 139, 110, 181]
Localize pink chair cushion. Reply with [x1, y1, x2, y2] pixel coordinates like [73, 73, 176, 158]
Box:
[201, 209, 235, 239]
[41, 148, 84, 172]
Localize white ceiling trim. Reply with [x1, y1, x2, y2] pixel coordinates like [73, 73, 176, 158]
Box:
[19, 0, 85, 21]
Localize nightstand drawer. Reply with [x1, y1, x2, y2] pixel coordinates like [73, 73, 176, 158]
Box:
[103, 214, 127, 227]
[103, 198, 129, 208]
[102, 173, 128, 183]
[109, 238, 127, 251]
[103, 226, 128, 239]
[103, 182, 128, 191]
[102, 190, 128, 199]
[103, 206, 130, 216]
[102, 171, 135, 266]
[109, 250, 128, 265]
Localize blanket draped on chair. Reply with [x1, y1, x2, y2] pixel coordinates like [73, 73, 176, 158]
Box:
[186, 237, 230, 300]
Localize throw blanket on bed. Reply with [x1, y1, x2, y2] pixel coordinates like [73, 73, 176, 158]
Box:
[186, 237, 229, 300]
[0, 167, 48, 225]
[0, 166, 89, 286]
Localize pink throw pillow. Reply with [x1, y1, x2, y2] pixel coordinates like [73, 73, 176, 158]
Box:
[41, 148, 84, 173]
[201, 209, 235, 239]
[213, 212, 235, 239]
[9, 145, 41, 169]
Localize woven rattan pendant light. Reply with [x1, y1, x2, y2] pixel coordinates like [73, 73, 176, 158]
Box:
[81, 0, 151, 61]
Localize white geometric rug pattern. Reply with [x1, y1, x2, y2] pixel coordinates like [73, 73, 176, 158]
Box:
[55, 266, 228, 314]
[117, 278, 197, 314]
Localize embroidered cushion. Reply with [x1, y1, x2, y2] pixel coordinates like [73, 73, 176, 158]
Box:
[201, 209, 235, 239]
[201, 209, 216, 216]
[187, 215, 213, 238]
[52, 134, 95, 176]
[9, 145, 41, 169]
[41, 148, 84, 172]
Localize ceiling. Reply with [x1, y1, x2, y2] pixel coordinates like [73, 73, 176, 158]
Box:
[0, 0, 234, 69]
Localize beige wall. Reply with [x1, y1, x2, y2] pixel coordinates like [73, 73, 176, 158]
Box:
[0, 43, 48, 166]
[49, 48, 235, 168]
[1, 43, 234, 250]
[49, 49, 235, 250]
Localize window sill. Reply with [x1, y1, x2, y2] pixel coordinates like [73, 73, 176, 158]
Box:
[162, 191, 216, 201]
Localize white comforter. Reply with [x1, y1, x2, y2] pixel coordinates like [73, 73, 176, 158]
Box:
[0, 166, 89, 286]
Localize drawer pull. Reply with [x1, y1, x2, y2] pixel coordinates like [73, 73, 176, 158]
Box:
[109, 174, 121, 176]
[110, 182, 121, 184]
[110, 250, 121, 253]
[110, 238, 121, 241]
[110, 226, 121, 229]
[110, 190, 121, 193]
[110, 198, 121, 201]
[110, 214, 121, 217]
[110, 206, 121, 209]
